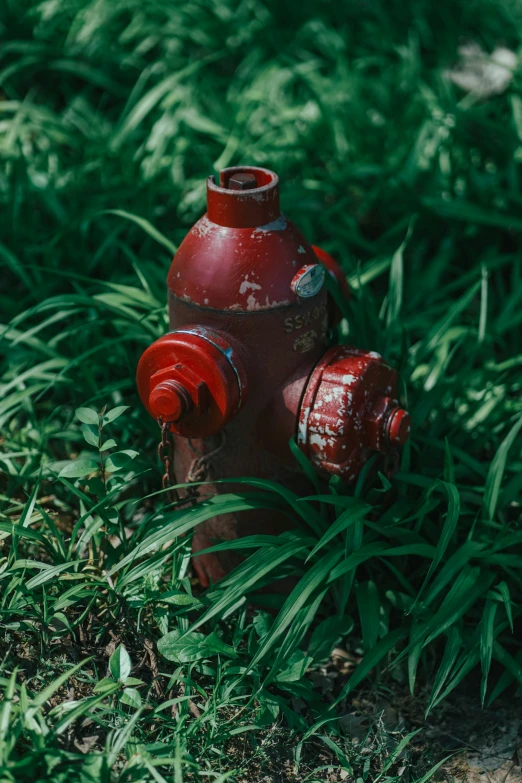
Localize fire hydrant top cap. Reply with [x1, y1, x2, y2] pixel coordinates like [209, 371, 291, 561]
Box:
[207, 166, 280, 228]
[168, 164, 326, 312]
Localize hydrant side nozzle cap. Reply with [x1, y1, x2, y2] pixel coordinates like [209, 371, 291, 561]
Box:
[136, 328, 249, 438]
[206, 166, 280, 228]
[297, 346, 411, 481]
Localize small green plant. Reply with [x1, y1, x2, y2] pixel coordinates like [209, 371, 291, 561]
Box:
[57, 405, 136, 494]
[96, 644, 145, 708]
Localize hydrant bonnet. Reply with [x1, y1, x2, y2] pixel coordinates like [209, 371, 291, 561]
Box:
[166, 166, 325, 314]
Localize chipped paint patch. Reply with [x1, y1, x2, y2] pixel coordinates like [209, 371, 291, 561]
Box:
[191, 215, 215, 238]
[249, 190, 269, 203]
[253, 215, 287, 233]
[298, 245, 306, 254]
[239, 276, 262, 295]
[310, 433, 327, 450]
[265, 296, 290, 308]
[297, 406, 310, 445]
[246, 294, 259, 311]
[224, 296, 290, 312]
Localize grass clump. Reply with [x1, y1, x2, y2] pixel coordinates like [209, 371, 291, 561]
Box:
[1, 0, 522, 779]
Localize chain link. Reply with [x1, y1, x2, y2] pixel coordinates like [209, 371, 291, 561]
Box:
[157, 421, 226, 502]
[185, 432, 226, 496]
[157, 419, 180, 504]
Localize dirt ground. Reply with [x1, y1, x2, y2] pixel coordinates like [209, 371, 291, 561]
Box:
[430, 697, 522, 783]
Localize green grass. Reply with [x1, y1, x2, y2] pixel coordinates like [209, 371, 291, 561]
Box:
[1, 0, 522, 780]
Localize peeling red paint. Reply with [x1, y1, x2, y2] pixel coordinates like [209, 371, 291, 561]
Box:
[297, 347, 410, 479]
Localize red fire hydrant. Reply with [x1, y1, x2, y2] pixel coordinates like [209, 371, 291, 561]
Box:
[137, 166, 410, 584]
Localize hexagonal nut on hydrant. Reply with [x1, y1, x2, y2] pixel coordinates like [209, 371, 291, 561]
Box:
[363, 396, 411, 451]
[149, 364, 208, 423]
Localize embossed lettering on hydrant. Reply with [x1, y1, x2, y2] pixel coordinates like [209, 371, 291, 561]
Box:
[284, 302, 327, 333]
[293, 330, 319, 353]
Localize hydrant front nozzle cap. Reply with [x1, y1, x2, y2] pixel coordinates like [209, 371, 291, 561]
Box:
[386, 408, 411, 446]
[149, 380, 191, 422]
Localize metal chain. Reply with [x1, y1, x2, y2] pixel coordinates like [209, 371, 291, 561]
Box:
[185, 432, 226, 497]
[157, 419, 180, 504]
[157, 420, 226, 502]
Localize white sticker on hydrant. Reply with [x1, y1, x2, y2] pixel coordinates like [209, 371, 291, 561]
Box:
[291, 264, 325, 298]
